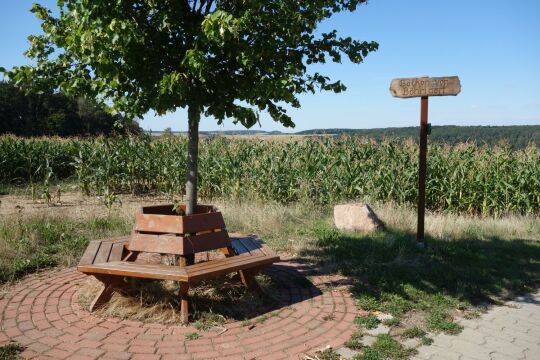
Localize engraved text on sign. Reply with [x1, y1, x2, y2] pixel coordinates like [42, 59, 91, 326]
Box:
[390, 76, 461, 98]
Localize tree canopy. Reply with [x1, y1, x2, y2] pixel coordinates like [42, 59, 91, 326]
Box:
[5, 0, 378, 128]
[4, 0, 378, 217]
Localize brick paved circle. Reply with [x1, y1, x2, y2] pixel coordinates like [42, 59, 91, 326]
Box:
[0, 260, 358, 359]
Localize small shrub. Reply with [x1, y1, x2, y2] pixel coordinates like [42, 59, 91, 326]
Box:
[0, 342, 24, 360]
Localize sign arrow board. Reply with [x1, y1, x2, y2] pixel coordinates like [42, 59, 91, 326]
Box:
[390, 76, 461, 98]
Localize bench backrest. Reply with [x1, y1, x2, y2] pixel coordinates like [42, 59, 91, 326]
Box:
[126, 204, 231, 255]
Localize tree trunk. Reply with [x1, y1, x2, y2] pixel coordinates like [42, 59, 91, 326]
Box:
[185, 105, 200, 216]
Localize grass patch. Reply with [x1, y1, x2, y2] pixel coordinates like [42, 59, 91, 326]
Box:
[382, 317, 400, 327]
[426, 310, 463, 334]
[0, 343, 24, 360]
[345, 331, 365, 350]
[356, 294, 379, 311]
[217, 200, 325, 252]
[355, 334, 415, 360]
[401, 326, 426, 339]
[301, 218, 540, 340]
[313, 348, 341, 360]
[185, 332, 200, 340]
[193, 312, 226, 331]
[354, 315, 381, 330]
[0, 214, 130, 283]
[254, 312, 278, 324]
[1, 197, 539, 358]
[322, 313, 335, 321]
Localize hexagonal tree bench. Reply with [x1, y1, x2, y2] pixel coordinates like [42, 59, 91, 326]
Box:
[77, 204, 279, 323]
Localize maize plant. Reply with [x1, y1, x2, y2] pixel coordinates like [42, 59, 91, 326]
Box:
[0, 135, 538, 216]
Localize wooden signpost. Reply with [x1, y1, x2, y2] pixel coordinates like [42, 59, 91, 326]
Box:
[390, 76, 461, 247]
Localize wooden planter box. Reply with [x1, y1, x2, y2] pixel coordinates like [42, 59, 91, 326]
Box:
[128, 204, 231, 256]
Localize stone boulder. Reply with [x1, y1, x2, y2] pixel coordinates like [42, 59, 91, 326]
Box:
[333, 203, 384, 232]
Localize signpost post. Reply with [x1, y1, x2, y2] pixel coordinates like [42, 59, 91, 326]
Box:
[390, 76, 461, 248]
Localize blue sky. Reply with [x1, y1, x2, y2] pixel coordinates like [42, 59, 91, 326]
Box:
[1, 1, 539, 132]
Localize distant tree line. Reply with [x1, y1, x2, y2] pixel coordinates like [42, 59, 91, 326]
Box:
[0, 81, 141, 137]
[297, 126, 540, 149]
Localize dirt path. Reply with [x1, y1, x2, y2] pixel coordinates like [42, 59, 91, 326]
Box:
[0, 192, 170, 219]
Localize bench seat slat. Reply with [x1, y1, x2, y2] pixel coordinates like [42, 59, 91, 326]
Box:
[242, 238, 266, 256]
[237, 237, 262, 254]
[184, 253, 268, 274]
[109, 242, 125, 262]
[186, 255, 279, 282]
[231, 238, 250, 255]
[78, 262, 189, 282]
[94, 241, 114, 264]
[79, 240, 101, 266]
[78, 253, 279, 284]
[78, 237, 129, 266]
[259, 243, 277, 257]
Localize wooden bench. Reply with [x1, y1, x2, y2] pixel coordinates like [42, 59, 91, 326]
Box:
[77, 205, 279, 323]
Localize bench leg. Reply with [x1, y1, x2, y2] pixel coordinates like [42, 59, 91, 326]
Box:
[90, 275, 124, 312]
[179, 254, 195, 266]
[179, 283, 190, 324]
[239, 270, 263, 294]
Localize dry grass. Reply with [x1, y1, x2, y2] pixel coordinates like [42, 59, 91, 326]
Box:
[2, 192, 538, 329]
[76, 271, 279, 326]
[1, 193, 538, 283]
[213, 199, 325, 252]
[374, 202, 540, 242]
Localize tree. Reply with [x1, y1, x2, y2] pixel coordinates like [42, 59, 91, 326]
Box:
[5, 0, 378, 215]
[162, 127, 174, 137]
[0, 81, 141, 136]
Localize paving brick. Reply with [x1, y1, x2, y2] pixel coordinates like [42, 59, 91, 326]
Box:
[0, 262, 374, 359]
[131, 354, 161, 360]
[128, 345, 157, 354]
[100, 351, 132, 360]
[43, 348, 72, 359]
[414, 290, 540, 360]
[75, 347, 105, 358]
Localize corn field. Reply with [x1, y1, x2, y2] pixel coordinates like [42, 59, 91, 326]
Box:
[0, 135, 538, 216]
